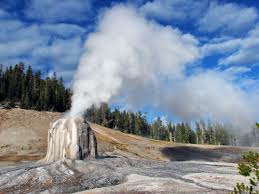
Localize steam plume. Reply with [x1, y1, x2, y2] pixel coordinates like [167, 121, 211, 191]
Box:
[70, 5, 259, 130]
[70, 5, 199, 116]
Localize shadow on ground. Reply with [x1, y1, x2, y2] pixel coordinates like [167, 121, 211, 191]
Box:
[160, 146, 243, 162]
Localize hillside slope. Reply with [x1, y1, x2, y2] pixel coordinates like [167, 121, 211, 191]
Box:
[0, 108, 258, 163]
[0, 108, 61, 162]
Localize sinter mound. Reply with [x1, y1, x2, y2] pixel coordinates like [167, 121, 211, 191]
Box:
[44, 117, 98, 162]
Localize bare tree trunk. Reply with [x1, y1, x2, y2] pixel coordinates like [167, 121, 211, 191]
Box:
[169, 131, 172, 142]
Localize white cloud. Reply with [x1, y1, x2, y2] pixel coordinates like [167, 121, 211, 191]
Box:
[198, 1, 258, 34]
[140, 0, 258, 36]
[223, 66, 251, 77]
[0, 18, 84, 80]
[0, 40, 42, 58]
[31, 37, 83, 69]
[40, 23, 87, 39]
[140, 0, 207, 21]
[220, 44, 259, 66]
[0, 20, 46, 58]
[0, 20, 26, 41]
[202, 24, 259, 66]
[219, 26, 259, 65]
[24, 0, 92, 23]
[201, 38, 242, 57]
[0, 9, 10, 19]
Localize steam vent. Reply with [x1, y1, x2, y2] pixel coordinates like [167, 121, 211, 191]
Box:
[44, 117, 98, 162]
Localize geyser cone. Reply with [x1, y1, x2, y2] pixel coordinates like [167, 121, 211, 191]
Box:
[44, 117, 98, 162]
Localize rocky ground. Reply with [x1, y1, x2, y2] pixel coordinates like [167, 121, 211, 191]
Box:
[0, 108, 258, 194]
[0, 153, 250, 194]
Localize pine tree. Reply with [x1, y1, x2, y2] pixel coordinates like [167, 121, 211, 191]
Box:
[0, 64, 70, 111]
[175, 123, 181, 142]
[55, 77, 66, 112]
[13, 64, 24, 101]
[195, 122, 202, 144]
[0, 64, 4, 101]
[25, 66, 34, 107]
[189, 129, 197, 144]
[99, 103, 110, 126]
[134, 112, 141, 135]
[34, 70, 41, 109]
[7, 66, 15, 101]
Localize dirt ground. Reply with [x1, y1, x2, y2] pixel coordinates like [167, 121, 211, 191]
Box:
[0, 108, 61, 162]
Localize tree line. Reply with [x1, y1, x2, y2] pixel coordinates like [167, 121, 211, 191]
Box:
[0, 63, 71, 111]
[84, 103, 237, 146]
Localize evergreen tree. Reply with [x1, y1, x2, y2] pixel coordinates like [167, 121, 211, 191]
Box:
[0, 64, 71, 111]
[175, 123, 182, 143]
[83, 103, 236, 146]
[129, 112, 136, 134]
[0, 64, 4, 101]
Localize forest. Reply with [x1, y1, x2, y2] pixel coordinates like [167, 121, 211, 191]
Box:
[84, 103, 239, 146]
[0, 63, 71, 112]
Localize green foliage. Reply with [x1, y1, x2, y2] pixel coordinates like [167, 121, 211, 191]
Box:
[232, 124, 259, 193]
[232, 151, 259, 194]
[84, 103, 233, 145]
[0, 63, 71, 112]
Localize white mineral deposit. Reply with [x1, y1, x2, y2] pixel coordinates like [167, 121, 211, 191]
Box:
[44, 117, 97, 162]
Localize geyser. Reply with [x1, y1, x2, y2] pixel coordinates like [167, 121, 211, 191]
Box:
[44, 117, 98, 162]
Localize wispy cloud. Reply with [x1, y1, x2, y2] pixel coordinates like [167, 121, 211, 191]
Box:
[0, 8, 11, 19]
[0, 18, 84, 80]
[219, 25, 259, 65]
[140, 0, 207, 22]
[202, 24, 259, 66]
[24, 0, 92, 23]
[140, 0, 258, 36]
[198, 1, 258, 34]
[201, 38, 243, 57]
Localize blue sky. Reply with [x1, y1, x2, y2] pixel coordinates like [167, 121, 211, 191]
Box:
[1, 0, 259, 125]
[1, 0, 258, 80]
